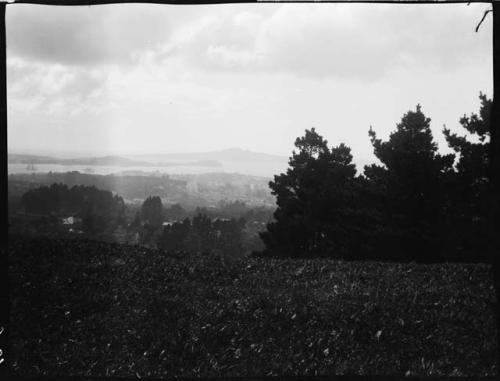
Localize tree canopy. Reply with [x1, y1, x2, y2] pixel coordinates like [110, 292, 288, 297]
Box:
[365, 105, 455, 262]
[21, 183, 126, 234]
[141, 196, 164, 227]
[443, 93, 492, 261]
[260, 128, 360, 258]
[259, 96, 492, 263]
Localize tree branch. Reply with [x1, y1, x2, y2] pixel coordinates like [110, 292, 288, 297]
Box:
[476, 9, 493, 33]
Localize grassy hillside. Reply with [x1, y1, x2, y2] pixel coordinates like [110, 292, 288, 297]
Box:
[8, 235, 497, 377]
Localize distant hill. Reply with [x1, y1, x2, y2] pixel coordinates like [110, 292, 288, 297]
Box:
[9, 150, 373, 178]
[9, 154, 65, 164]
[9, 154, 150, 166]
[64, 156, 153, 167]
[8, 149, 288, 177]
[129, 148, 288, 164]
[8, 154, 223, 168]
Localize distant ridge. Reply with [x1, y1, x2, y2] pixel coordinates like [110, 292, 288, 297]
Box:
[130, 148, 288, 163]
[9, 154, 153, 167]
[8, 154, 223, 168]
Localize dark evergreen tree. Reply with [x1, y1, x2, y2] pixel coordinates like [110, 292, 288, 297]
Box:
[129, 212, 142, 232]
[21, 183, 126, 235]
[22, 183, 69, 215]
[218, 200, 248, 219]
[81, 203, 97, 234]
[164, 203, 187, 222]
[443, 93, 491, 261]
[212, 217, 246, 256]
[141, 196, 164, 227]
[259, 128, 359, 258]
[366, 105, 455, 262]
[159, 218, 191, 252]
[188, 214, 214, 253]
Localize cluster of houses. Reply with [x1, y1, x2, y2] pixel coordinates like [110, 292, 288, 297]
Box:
[59, 214, 140, 244]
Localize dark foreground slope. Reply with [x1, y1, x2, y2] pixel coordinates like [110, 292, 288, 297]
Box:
[8, 235, 498, 377]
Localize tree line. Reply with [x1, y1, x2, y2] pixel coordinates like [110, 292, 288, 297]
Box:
[133, 196, 252, 256]
[17, 187, 266, 255]
[21, 183, 126, 234]
[259, 94, 491, 263]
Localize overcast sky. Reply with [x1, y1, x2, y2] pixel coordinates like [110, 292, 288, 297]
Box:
[6, 2, 493, 164]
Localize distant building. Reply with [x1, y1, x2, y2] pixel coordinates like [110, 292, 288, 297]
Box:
[62, 216, 82, 225]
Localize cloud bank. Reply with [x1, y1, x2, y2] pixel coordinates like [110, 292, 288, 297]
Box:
[6, 3, 493, 160]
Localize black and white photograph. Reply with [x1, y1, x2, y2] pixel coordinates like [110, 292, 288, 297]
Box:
[5, 0, 500, 378]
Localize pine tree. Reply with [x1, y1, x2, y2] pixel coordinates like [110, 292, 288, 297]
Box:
[443, 93, 491, 260]
[141, 196, 164, 227]
[260, 128, 358, 258]
[366, 105, 454, 261]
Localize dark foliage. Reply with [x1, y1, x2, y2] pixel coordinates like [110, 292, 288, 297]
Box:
[443, 93, 491, 262]
[159, 218, 191, 252]
[366, 105, 455, 262]
[259, 96, 492, 263]
[141, 196, 164, 227]
[189, 201, 274, 223]
[260, 129, 361, 259]
[164, 203, 188, 222]
[158, 214, 246, 257]
[12, 171, 186, 201]
[20, 183, 126, 234]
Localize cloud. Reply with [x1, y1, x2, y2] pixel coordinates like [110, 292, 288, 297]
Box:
[7, 57, 109, 116]
[7, 3, 491, 80]
[155, 3, 492, 81]
[6, 3, 492, 158]
[7, 3, 173, 66]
